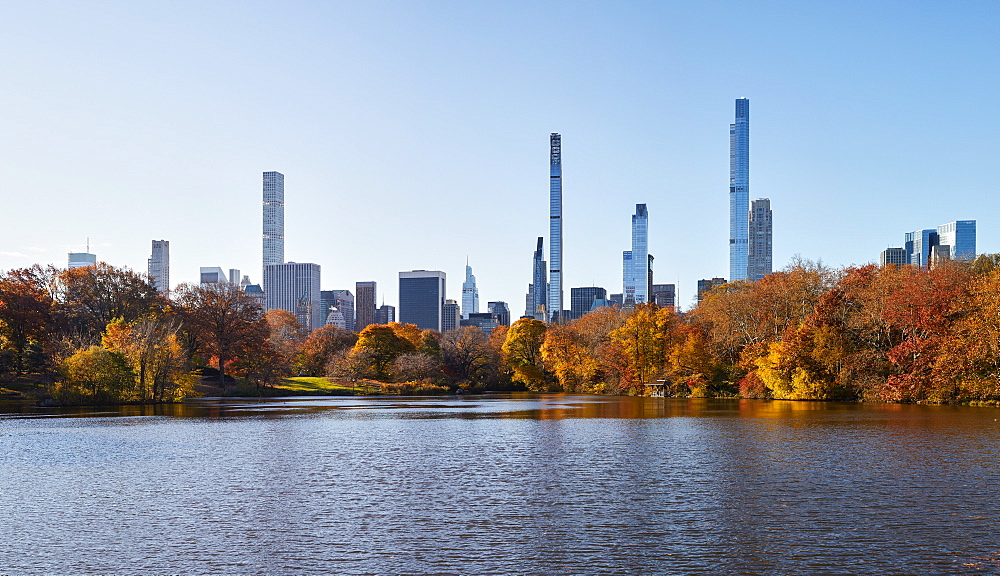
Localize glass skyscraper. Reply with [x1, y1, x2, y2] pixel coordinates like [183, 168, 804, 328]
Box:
[147, 239, 169, 295]
[548, 133, 563, 323]
[623, 204, 649, 304]
[525, 236, 548, 320]
[730, 98, 750, 281]
[462, 263, 479, 319]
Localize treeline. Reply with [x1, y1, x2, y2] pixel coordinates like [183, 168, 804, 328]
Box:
[5, 256, 1000, 404]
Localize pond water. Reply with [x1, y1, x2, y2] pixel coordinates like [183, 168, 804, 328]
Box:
[2, 395, 999, 574]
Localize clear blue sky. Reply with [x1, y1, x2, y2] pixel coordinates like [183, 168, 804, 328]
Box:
[2, 1, 998, 311]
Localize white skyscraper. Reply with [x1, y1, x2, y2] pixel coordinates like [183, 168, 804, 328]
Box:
[263, 171, 285, 273]
[264, 262, 323, 332]
[462, 262, 479, 319]
[147, 240, 170, 294]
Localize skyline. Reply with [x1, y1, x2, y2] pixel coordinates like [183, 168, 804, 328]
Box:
[2, 2, 998, 310]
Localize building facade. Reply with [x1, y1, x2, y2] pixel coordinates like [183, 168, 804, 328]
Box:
[730, 98, 750, 281]
[443, 299, 461, 332]
[623, 204, 650, 305]
[68, 252, 96, 269]
[548, 133, 564, 323]
[462, 312, 500, 336]
[355, 281, 377, 330]
[462, 263, 479, 319]
[200, 267, 228, 285]
[651, 283, 676, 309]
[747, 198, 772, 281]
[264, 262, 323, 332]
[399, 270, 446, 332]
[571, 287, 607, 320]
[525, 236, 548, 320]
[937, 220, 976, 261]
[322, 290, 355, 332]
[880, 247, 907, 266]
[697, 278, 727, 302]
[262, 171, 285, 273]
[375, 305, 395, 325]
[147, 240, 169, 294]
[487, 301, 510, 328]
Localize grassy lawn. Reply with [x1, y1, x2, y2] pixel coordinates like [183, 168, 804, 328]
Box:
[272, 377, 377, 395]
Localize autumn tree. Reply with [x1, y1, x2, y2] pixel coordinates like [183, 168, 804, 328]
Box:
[502, 318, 548, 390]
[0, 266, 54, 375]
[173, 282, 269, 386]
[440, 326, 499, 387]
[52, 263, 162, 339]
[299, 325, 357, 376]
[348, 324, 416, 380]
[265, 309, 307, 366]
[102, 315, 189, 402]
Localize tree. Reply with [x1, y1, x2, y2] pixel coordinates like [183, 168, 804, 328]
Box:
[52, 263, 162, 338]
[265, 309, 307, 366]
[441, 326, 498, 386]
[609, 304, 678, 392]
[501, 318, 548, 390]
[174, 282, 269, 386]
[55, 346, 136, 403]
[0, 266, 53, 375]
[351, 324, 415, 380]
[300, 325, 357, 376]
[102, 314, 188, 402]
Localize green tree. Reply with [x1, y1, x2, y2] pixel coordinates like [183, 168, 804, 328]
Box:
[55, 346, 136, 403]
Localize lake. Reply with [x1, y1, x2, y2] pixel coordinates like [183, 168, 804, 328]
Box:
[1, 395, 999, 574]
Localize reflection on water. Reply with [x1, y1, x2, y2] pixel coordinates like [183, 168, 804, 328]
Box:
[1, 395, 999, 574]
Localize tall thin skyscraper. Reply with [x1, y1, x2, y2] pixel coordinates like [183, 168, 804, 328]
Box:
[525, 237, 547, 320]
[623, 204, 649, 304]
[147, 240, 169, 295]
[548, 133, 563, 323]
[262, 171, 285, 273]
[462, 262, 479, 319]
[730, 98, 750, 281]
[747, 198, 772, 281]
[355, 281, 377, 330]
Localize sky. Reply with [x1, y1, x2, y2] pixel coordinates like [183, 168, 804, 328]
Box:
[2, 1, 999, 312]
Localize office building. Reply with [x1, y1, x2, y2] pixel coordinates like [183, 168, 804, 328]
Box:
[322, 290, 355, 331]
[443, 299, 461, 332]
[697, 278, 727, 302]
[399, 270, 446, 332]
[487, 301, 510, 328]
[730, 98, 750, 281]
[609, 293, 624, 309]
[462, 263, 479, 319]
[68, 252, 96, 269]
[525, 237, 548, 320]
[571, 287, 607, 320]
[548, 133, 564, 323]
[147, 240, 169, 294]
[651, 284, 676, 309]
[375, 305, 395, 325]
[200, 267, 228, 285]
[262, 171, 284, 273]
[623, 204, 650, 305]
[355, 282, 377, 330]
[325, 307, 346, 329]
[264, 262, 323, 332]
[748, 198, 772, 281]
[936, 220, 976, 261]
[462, 312, 500, 336]
[880, 247, 907, 266]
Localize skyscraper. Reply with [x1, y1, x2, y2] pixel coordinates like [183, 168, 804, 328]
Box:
[880, 247, 907, 266]
[747, 198, 772, 281]
[264, 262, 323, 332]
[623, 204, 649, 304]
[487, 301, 510, 328]
[525, 237, 547, 320]
[651, 284, 676, 309]
[262, 171, 285, 273]
[443, 299, 461, 332]
[730, 98, 750, 282]
[548, 133, 563, 323]
[462, 263, 479, 319]
[355, 281, 377, 330]
[937, 220, 976, 261]
[399, 270, 446, 332]
[375, 305, 395, 325]
[571, 287, 607, 319]
[147, 240, 169, 294]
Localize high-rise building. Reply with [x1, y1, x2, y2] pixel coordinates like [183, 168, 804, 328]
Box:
[462, 263, 479, 319]
[937, 220, 976, 261]
[623, 204, 649, 305]
[147, 240, 169, 294]
[355, 281, 377, 330]
[462, 312, 500, 336]
[525, 237, 548, 320]
[264, 262, 323, 332]
[228, 269, 241, 286]
[548, 133, 564, 323]
[880, 247, 907, 266]
[443, 299, 461, 332]
[697, 278, 727, 302]
[651, 284, 676, 309]
[325, 307, 346, 329]
[375, 305, 395, 325]
[730, 98, 750, 282]
[200, 267, 227, 285]
[68, 252, 96, 269]
[609, 293, 624, 309]
[748, 198, 772, 281]
[262, 171, 285, 277]
[322, 290, 355, 331]
[244, 283, 265, 308]
[487, 301, 510, 328]
[571, 287, 607, 320]
[399, 270, 446, 332]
